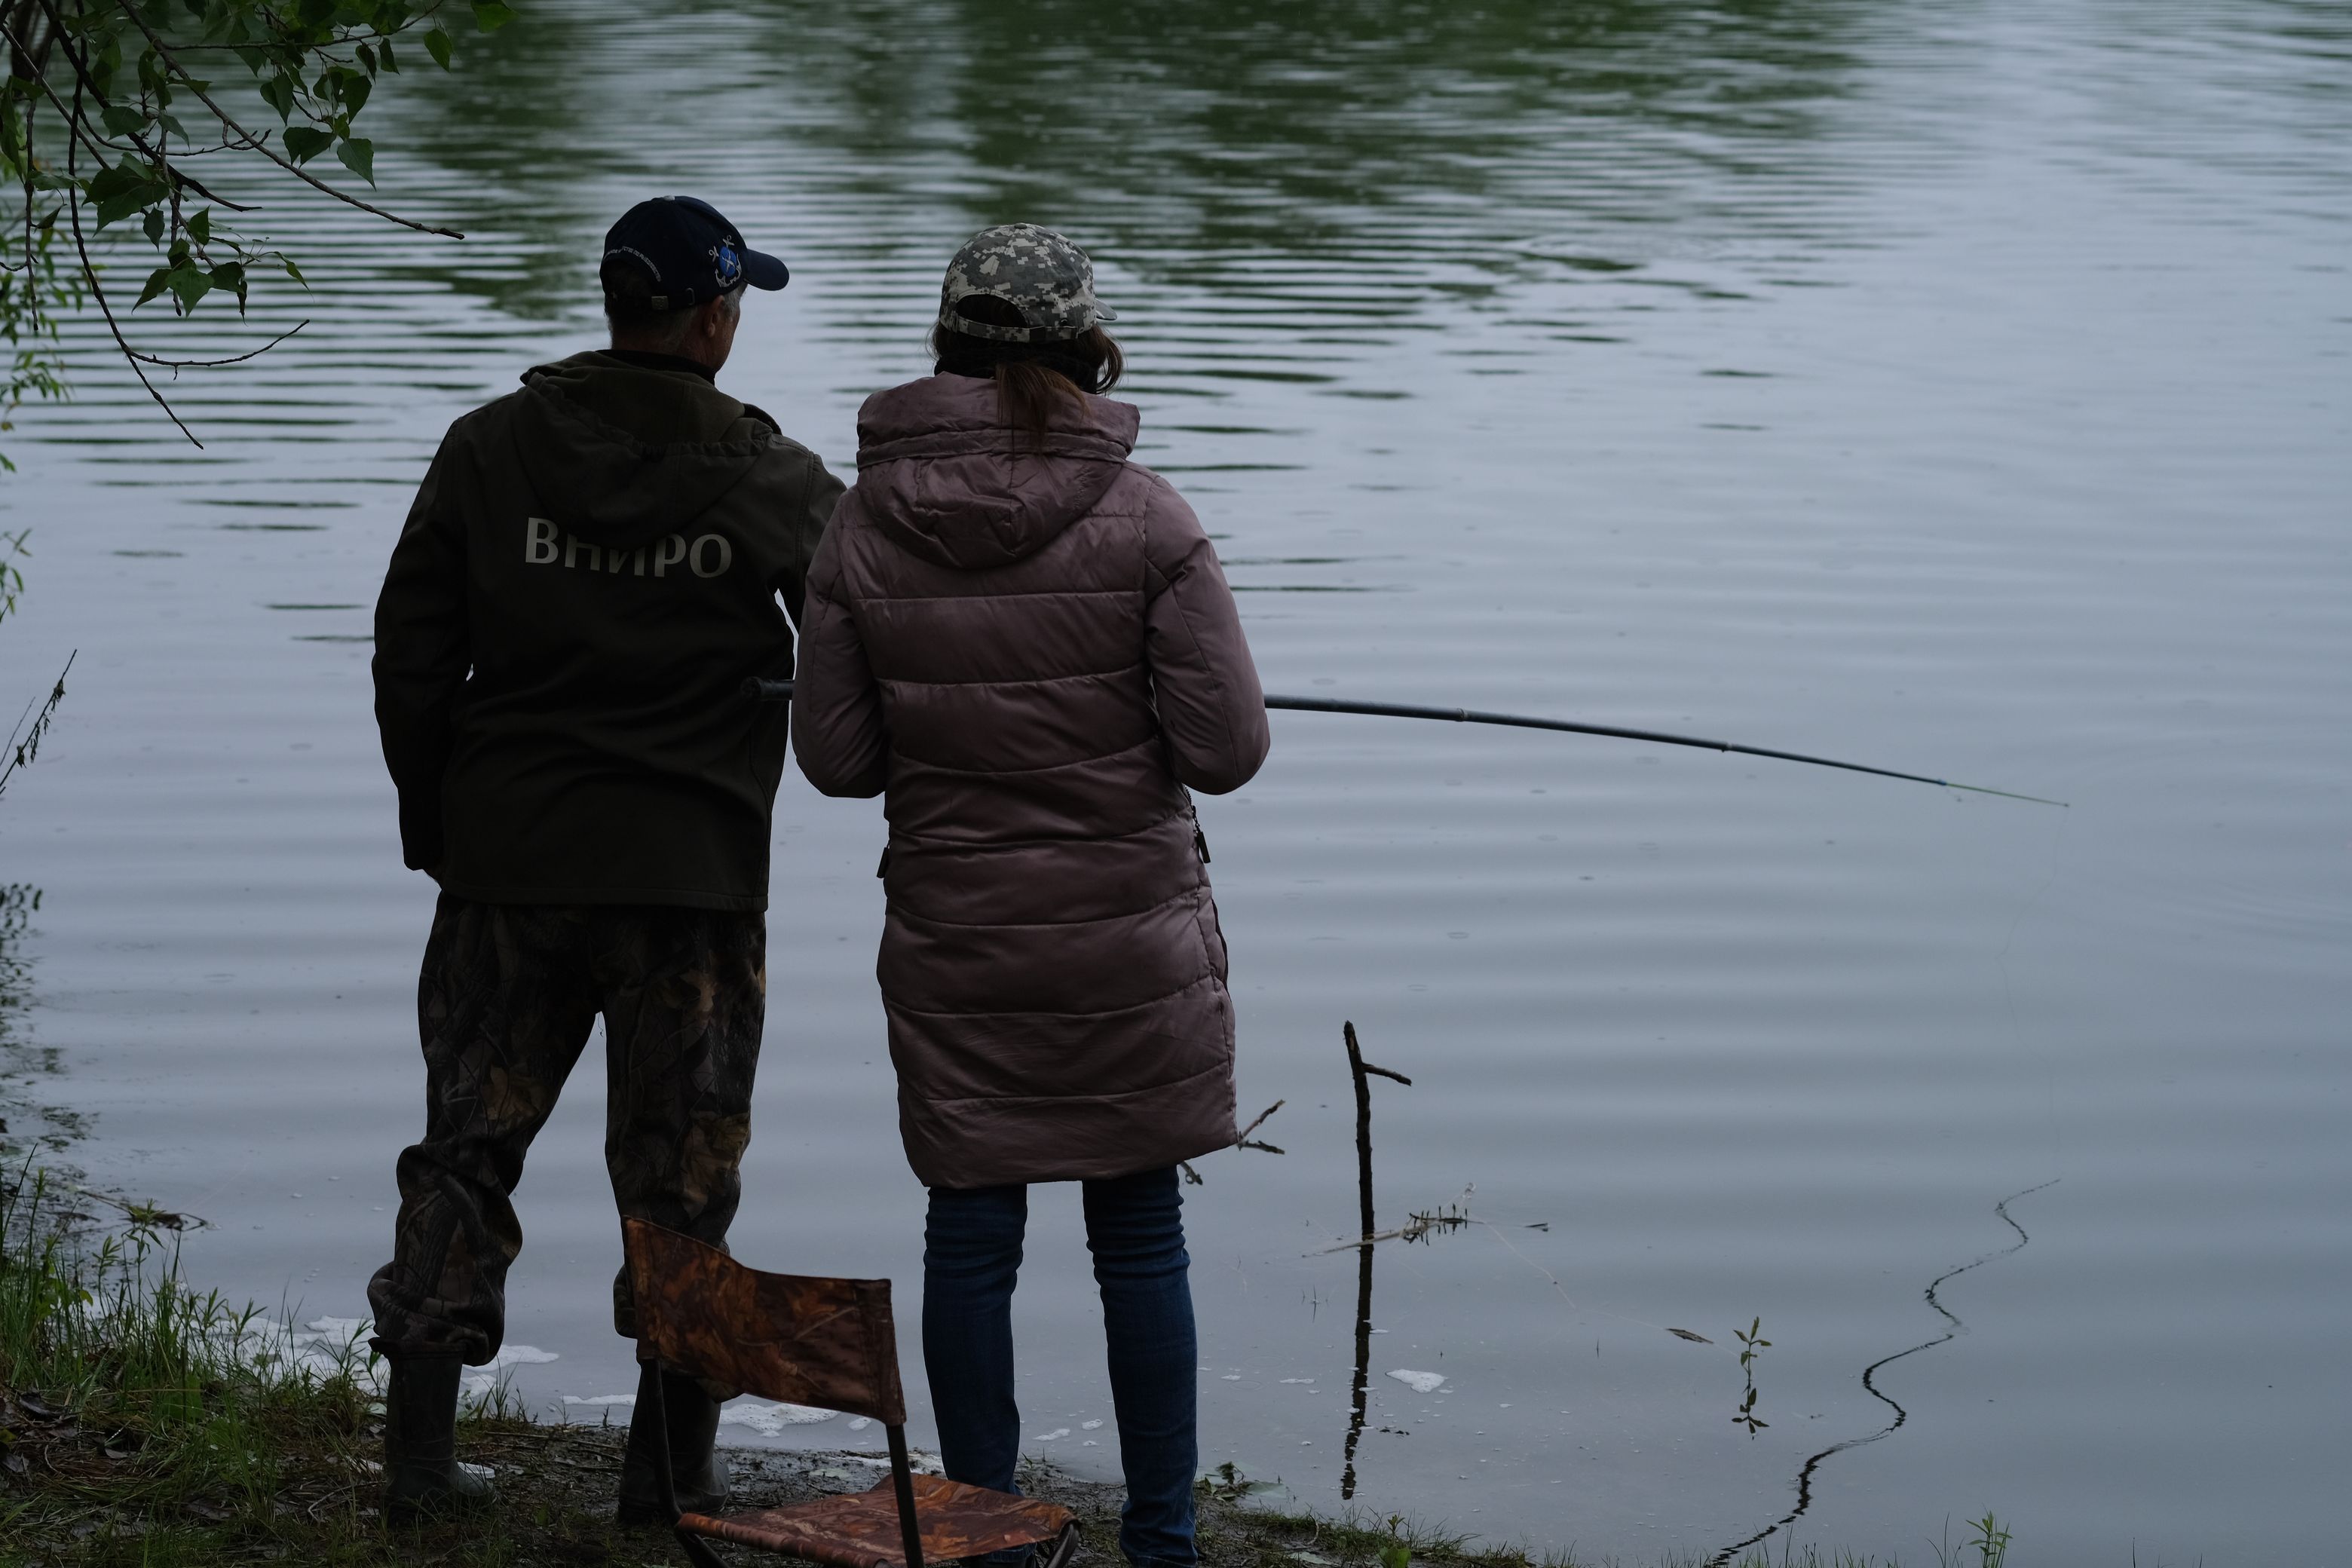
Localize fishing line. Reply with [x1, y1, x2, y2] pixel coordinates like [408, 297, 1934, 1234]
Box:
[1991, 803, 2075, 1171]
[1468, 1209, 1732, 1351]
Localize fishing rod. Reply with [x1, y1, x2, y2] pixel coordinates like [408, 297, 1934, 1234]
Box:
[740, 678, 2066, 807]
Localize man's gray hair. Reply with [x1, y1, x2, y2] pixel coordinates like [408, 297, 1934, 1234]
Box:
[608, 283, 742, 354]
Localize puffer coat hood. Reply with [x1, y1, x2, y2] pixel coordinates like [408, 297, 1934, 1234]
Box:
[852, 375, 1141, 568]
[792, 373, 1270, 1188]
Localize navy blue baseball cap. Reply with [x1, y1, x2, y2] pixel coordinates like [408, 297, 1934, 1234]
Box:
[601, 196, 789, 311]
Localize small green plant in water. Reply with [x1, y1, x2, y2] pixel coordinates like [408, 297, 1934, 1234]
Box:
[1732, 1315, 1772, 1435]
[1968, 1511, 2013, 1568]
[1379, 1511, 1412, 1568]
[1198, 1459, 1283, 1503]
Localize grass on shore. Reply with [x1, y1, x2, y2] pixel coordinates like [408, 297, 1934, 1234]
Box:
[2, 1165, 1962, 1568]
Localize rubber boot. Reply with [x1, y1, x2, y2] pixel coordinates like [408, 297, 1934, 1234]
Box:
[381, 1354, 497, 1526]
[617, 1362, 730, 1524]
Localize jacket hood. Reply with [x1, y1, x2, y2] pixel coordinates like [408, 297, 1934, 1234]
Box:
[853, 374, 1140, 569]
[510, 351, 781, 546]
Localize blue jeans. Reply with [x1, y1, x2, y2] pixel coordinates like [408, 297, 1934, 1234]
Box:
[923, 1167, 1197, 1567]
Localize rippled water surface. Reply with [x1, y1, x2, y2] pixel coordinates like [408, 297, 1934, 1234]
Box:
[3, 3, 2347, 1561]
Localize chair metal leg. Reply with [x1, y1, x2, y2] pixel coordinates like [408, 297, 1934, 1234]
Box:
[887, 1423, 926, 1568]
[1040, 1521, 1082, 1568]
[652, 1361, 731, 1568]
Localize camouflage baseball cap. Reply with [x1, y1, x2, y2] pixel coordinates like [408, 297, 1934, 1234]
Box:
[937, 223, 1119, 344]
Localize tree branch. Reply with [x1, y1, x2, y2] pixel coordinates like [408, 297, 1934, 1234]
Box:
[0, 647, 74, 801]
[64, 90, 201, 447]
[125, 317, 311, 369]
[0, 14, 143, 173]
[167, 164, 256, 213]
[110, 1, 464, 238]
[3, 16, 259, 211]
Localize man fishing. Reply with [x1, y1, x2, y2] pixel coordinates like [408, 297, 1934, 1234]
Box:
[366, 195, 842, 1525]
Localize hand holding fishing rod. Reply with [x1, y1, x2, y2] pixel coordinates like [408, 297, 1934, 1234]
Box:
[740, 678, 2065, 807]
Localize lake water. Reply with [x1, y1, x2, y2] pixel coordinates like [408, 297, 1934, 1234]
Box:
[2, 2, 2346, 1561]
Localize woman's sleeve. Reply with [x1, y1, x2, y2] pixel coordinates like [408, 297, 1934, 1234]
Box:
[1141, 477, 1271, 795]
[791, 510, 890, 799]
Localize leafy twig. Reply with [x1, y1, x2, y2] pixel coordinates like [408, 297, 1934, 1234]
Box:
[0, 647, 72, 801]
[110, 2, 464, 239]
[62, 85, 199, 444]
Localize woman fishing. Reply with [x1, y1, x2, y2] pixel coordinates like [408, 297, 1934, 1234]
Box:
[792, 224, 1269, 1567]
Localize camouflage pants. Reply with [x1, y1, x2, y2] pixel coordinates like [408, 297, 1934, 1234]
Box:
[366, 896, 765, 1364]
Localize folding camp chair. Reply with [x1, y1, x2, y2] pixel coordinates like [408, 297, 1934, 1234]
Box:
[622, 1217, 1082, 1568]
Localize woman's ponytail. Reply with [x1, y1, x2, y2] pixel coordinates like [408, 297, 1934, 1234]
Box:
[932, 295, 1123, 450]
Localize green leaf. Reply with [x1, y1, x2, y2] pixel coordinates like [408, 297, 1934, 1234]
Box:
[280, 256, 307, 284]
[336, 70, 371, 117]
[357, 42, 377, 76]
[85, 164, 170, 228]
[377, 38, 399, 74]
[259, 72, 296, 121]
[142, 207, 165, 244]
[90, 38, 124, 101]
[168, 263, 212, 312]
[232, 44, 268, 72]
[100, 105, 150, 137]
[335, 136, 375, 184]
[210, 260, 247, 309]
[137, 265, 175, 307]
[423, 27, 452, 69]
[281, 125, 333, 163]
[472, 1, 515, 32]
[186, 207, 210, 243]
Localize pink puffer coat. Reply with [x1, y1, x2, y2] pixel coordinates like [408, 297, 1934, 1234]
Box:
[792, 374, 1270, 1189]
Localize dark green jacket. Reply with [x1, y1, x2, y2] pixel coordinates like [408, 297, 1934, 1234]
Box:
[373, 351, 844, 911]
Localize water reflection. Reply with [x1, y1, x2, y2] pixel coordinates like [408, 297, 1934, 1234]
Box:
[1705, 1183, 2061, 1568]
[0, 886, 76, 1157]
[379, 0, 1885, 342]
